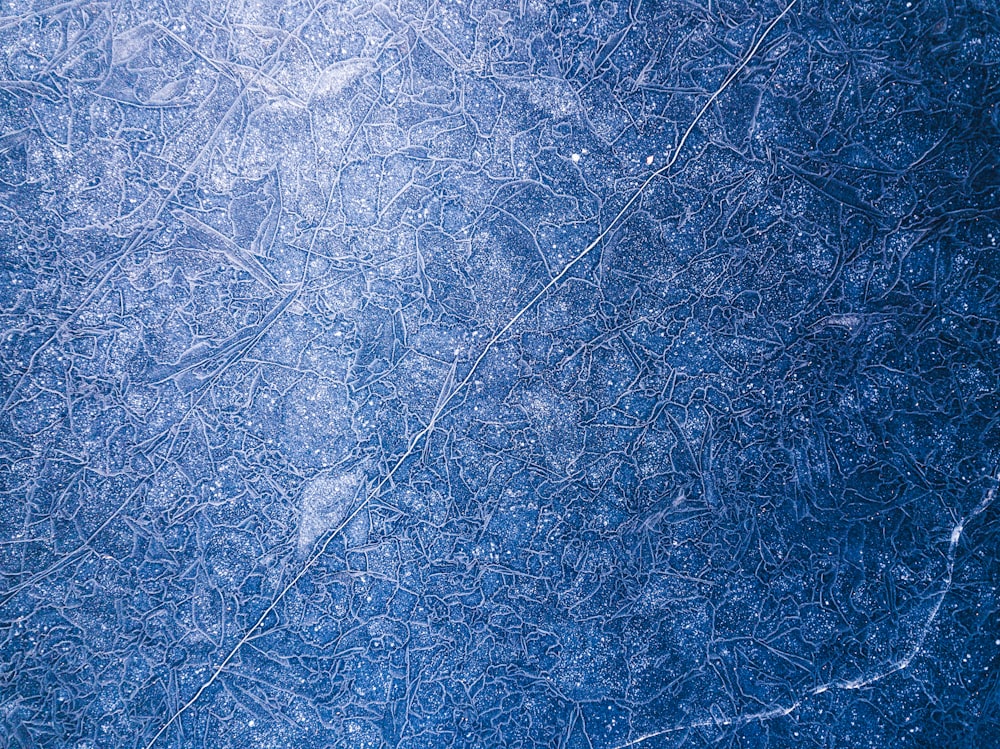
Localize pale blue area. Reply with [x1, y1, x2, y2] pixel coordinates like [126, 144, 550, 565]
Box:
[1, 0, 998, 747]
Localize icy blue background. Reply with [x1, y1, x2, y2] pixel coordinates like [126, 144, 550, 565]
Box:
[1, 0, 999, 747]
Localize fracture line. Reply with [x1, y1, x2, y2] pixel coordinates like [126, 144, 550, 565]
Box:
[612, 463, 999, 749]
[141, 2, 799, 745]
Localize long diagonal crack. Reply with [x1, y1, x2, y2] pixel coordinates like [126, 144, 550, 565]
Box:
[140, 2, 800, 745]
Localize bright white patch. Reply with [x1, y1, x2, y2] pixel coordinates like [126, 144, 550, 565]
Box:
[310, 60, 369, 102]
[571, 153, 581, 163]
[112, 25, 152, 66]
[297, 471, 364, 557]
[646, 155, 654, 165]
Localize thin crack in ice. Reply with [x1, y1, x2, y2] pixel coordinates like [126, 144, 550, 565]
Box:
[612, 466, 1000, 748]
[141, 2, 801, 745]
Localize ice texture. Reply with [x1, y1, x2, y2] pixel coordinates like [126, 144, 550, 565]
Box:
[1, 0, 999, 747]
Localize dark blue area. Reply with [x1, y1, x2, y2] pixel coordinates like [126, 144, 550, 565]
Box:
[1, 0, 999, 747]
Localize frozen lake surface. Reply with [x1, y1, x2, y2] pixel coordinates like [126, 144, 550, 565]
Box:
[1, 0, 998, 746]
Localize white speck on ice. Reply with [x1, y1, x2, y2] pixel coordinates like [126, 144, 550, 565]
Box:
[646, 155, 654, 165]
[571, 153, 580, 162]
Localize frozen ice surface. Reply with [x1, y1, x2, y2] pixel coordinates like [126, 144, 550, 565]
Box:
[1, 0, 999, 747]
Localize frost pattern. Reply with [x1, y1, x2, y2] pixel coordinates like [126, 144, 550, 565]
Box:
[1, 0, 999, 748]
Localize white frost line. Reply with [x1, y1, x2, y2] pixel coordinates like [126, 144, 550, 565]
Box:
[612, 702, 803, 748]
[142, 2, 799, 746]
[612, 465, 1000, 749]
